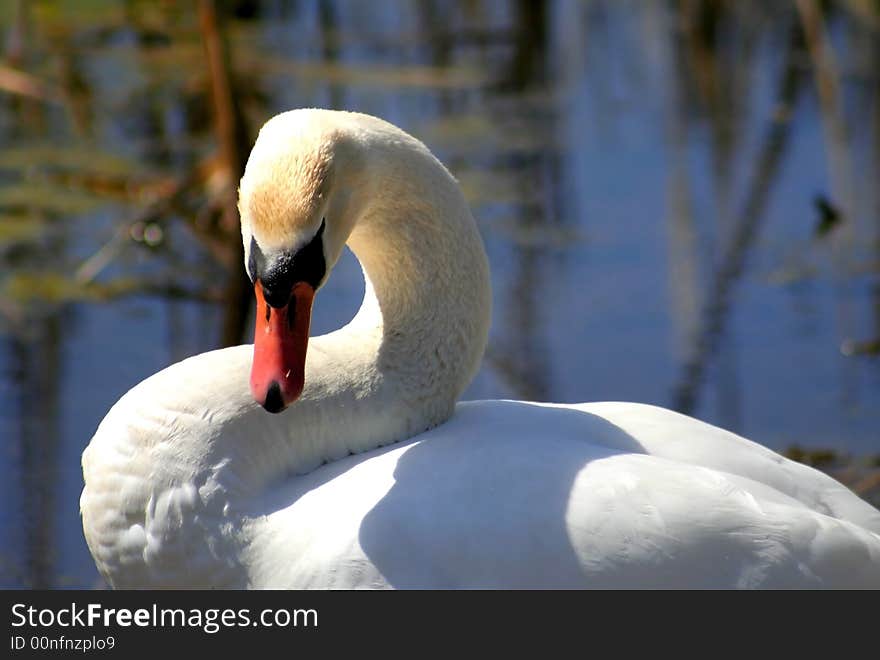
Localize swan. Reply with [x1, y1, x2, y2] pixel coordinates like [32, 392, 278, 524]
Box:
[81, 108, 880, 589]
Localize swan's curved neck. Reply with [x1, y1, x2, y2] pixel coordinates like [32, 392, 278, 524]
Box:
[347, 131, 491, 393]
[240, 120, 492, 487]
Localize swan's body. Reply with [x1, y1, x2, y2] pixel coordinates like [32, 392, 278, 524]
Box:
[81, 109, 880, 588]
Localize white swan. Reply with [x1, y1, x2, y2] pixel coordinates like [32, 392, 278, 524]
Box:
[81, 109, 880, 589]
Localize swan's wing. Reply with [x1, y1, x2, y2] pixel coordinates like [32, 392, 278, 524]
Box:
[561, 453, 880, 588]
[81, 347, 260, 589]
[571, 401, 880, 534]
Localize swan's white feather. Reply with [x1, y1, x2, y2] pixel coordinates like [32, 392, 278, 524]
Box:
[243, 399, 880, 589]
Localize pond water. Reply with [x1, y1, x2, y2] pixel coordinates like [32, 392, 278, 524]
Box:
[1, 1, 878, 587]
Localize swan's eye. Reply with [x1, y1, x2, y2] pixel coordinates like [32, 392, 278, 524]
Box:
[247, 236, 263, 284]
[250, 219, 327, 308]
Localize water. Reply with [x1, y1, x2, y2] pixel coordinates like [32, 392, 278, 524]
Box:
[1, 0, 878, 588]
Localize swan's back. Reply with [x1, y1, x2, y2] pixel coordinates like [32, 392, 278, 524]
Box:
[242, 400, 880, 589]
[82, 349, 880, 589]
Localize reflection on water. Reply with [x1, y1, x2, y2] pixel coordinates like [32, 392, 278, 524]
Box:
[1, 1, 879, 587]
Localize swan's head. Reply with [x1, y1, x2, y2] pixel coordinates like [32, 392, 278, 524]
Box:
[238, 111, 357, 413]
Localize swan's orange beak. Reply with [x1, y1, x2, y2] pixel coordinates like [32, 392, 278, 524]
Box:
[250, 280, 315, 413]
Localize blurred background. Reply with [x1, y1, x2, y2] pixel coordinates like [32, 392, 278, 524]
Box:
[1, 0, 879, 588]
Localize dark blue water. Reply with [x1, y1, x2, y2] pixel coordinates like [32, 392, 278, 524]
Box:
[1, 1, 878, 588]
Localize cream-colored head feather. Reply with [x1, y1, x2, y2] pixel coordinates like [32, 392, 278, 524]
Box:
[238, 112, 338, 252]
